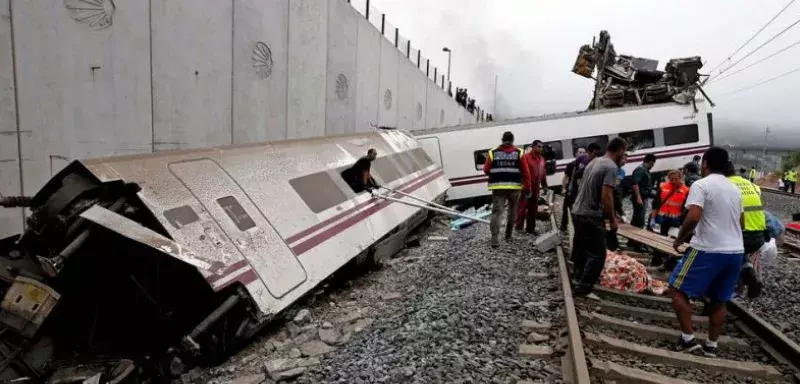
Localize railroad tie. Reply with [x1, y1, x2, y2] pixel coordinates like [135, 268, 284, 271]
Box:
[583, 332, 783, 381]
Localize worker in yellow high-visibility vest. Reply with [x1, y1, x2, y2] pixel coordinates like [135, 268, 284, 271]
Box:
[483, 131, 531, 248]
[726, 163, 766, 299]
[748, 167, 757, 183]
[785, 169, 797, 194]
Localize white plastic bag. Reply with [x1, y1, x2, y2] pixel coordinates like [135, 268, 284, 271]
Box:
[758, 239, 778, 267]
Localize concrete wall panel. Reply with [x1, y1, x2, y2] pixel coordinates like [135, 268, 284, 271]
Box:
[377, 38, 398, 128]
[354, 16, 380, 132]
[425, 80, 442, 129]
[0, 0, 21, 237]
[233, 0, 289, 143]
[410, 71, 428, 131]
[396, 56, 416, 131]
[287, 0, 327, 139]
[152, 0, 232, 151]
[14, 0, 152, 192]
[324, 0, 357, 136]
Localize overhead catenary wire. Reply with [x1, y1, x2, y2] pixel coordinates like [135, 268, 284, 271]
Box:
[706, 0, 796, 76]
[709, 37, 800, 84]
[720, 65, 800, 96]
[709, 16, 800, 82]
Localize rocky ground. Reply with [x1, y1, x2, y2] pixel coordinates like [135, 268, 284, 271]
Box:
[197, 215, 565, 384]
[761, 190, 800, 223]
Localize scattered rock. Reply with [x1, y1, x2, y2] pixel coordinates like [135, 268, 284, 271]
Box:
[227, 374, 265, 384]
[427, 236, 449, 241]
[299, 340, 336, 357]
[518, 344, 554, 358]
[380, 292, 402, 301]
[321, 321, 333, 329]
[319, 328, 341, 345]
[526, 332, 550, 343]
[523, 301, 548, 309]
[333, 311, 363, 325]
[352, 317, 374, 333]
[336, 330, 353, 345]
[527, 271, 548, 278]
[293, 309, 312, 325]
[271, 367, 306, 381]
[288, 348, 302, 358]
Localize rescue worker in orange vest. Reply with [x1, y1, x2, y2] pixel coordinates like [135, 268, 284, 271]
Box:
[650, 170, 690, 267]
[483, 131, 532, 248]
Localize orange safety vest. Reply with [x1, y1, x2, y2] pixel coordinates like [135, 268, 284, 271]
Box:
[657, 182, 689, 220]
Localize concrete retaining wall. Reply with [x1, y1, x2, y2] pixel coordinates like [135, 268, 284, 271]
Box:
[0, 0, 475, 237]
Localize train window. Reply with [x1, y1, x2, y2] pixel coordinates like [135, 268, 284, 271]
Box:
[163, 205, 200, 229]
[522, 141, 564, 160]
[372, 156, 405, 184]
[410, 148, 435, 168]
[572, 135, 608, 153]
[216, 196, 256, 231]
[474, 149, 489, 170]
[663, 124, 699, 146]
[618, 129, 655, 151]
[290, 172, 349, 213]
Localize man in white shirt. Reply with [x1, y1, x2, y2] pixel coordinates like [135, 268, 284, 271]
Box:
[669, 147, 744, 358]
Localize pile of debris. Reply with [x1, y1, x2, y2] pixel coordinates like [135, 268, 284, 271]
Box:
[573, 30, 714, 110]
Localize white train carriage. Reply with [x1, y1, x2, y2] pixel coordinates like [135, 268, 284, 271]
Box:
[414, 102, 713, 205]
[0, 130, 447, 381]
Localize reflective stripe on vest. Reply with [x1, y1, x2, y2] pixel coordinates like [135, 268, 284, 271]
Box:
[487, 147, 524, 190]
[657, 182, 688, 219]
[729, 176, 767, 231]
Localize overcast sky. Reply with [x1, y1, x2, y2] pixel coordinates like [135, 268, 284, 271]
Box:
[369, 0, 800, 147]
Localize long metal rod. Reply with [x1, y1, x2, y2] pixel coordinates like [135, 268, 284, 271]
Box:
[373, 193, 489, 224]
[380, 187, 452, 212]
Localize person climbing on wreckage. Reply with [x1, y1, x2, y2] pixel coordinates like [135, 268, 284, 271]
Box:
[343, 148, 380, 193]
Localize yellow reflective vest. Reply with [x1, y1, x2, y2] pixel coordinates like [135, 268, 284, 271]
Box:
[487, 147, 525, 190]
[749, 168, 757, 180]
[728, 175, 766, 232]
[786, 169, 798, 182]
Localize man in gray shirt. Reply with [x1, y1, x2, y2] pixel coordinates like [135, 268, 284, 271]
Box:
[571, 137, 628, 296]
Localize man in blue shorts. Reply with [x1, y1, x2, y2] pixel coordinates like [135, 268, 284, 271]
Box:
[670, 147, 744, 357]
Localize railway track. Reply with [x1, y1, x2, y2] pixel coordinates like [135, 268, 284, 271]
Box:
[552, 199, 800, 383]
[763, 187, 800, 198]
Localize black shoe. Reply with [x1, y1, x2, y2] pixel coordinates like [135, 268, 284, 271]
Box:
[747, 280, 763, 299]
[676, 337, 702, 353]
[701, 342, 717, 357]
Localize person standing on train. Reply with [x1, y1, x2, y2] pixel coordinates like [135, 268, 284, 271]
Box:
[516, 140, 549, 234]
[669, 147, 743, 357]
[627, 154, 657, 251]
[483, 131, 532, 248]
[725, 163, 766, 298]
[571, 138, 628, 296]
[559, 144, 602, 231]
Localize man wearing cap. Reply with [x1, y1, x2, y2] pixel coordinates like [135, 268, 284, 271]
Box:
[483, 131, 532, 248]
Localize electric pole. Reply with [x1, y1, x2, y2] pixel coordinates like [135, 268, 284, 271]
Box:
[762, 127, 770, 173]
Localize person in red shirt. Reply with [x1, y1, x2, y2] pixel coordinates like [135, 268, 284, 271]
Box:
[516, 140, 549, 234]
[483, 131, 532, 247]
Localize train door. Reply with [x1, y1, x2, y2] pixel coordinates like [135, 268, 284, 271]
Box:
[169, 159, 307, 299]
[417, 137, 443, 167]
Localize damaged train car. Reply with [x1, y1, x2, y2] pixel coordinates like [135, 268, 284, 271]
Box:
[0, 130, 448, 383]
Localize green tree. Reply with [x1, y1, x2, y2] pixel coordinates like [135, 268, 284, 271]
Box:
[782, 151, 800, 172]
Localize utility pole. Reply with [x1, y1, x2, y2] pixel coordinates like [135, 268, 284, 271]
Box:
[762, 127, 770, 173]
[442, 47, 452, 82]
[493, 74, 498, 115]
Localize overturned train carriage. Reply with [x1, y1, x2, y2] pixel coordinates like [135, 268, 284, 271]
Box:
[0, 130, 448, 382]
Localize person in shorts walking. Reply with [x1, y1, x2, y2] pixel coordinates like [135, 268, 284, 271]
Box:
[669, 147, 744, 357]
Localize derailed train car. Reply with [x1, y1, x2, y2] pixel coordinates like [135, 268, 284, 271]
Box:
[0, 130, 448, 382]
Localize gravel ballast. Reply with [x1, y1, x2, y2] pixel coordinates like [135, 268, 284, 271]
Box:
[201, 216, 565, 384]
